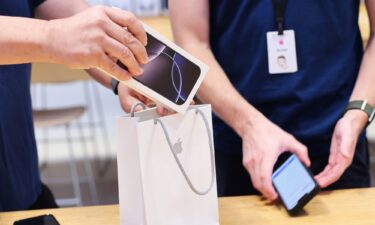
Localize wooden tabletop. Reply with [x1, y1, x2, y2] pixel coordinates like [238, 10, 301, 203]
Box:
[1, 188, 375, 225]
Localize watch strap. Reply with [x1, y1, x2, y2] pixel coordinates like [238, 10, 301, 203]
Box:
[110, 78, 120, 95]
[345, 100, 375, 124]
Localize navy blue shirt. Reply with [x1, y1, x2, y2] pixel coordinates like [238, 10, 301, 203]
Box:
[0, 0, 45, 211]
[210, 0, 364, 155]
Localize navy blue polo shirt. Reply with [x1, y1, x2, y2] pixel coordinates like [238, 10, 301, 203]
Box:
[209, 0, 364, 155]
[0, 0, 45, 211]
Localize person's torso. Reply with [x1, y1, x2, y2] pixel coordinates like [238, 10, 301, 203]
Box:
[209, 0, 364, 155]
[0, 0, 42, 211]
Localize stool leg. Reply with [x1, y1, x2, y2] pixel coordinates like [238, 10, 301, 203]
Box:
[65, 124, 82, 206]
[92, 82, 113, 176]
[40, 127, 50, 170]
[39, 84, 50, 171]
[77, 121, 99, 205]
[83, 82, 103, 175]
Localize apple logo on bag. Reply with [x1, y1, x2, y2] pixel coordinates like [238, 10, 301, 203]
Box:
[173, 138, 183, 155]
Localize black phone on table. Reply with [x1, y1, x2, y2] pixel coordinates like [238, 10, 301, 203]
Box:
[272, 153, 320, 215]
[13, 214, 60, 225]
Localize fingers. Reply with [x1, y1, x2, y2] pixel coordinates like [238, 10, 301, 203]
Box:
[315, 162, 345, 188]
[119, 88, 146, 113]
[156, 104, 174, 116]
[104, 7, 147, 46]
[104, 37, 143, 76]
[156, 106, 166, 115]
[258, 156, 278, 200]
[98, 54, 132, 81]
[315, 135, 353, 188]
[105, 24, 148, 65]
[242, 151, 259, 194]
[315, 137, 339, 188]
[251, 149, 262, 193]
[243, 148, 278, 201]
[288, 138, 311, 167]
[252, 136, 309, 200]
[316, 154, 347, 188]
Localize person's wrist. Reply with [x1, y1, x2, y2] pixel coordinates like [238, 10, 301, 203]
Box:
[22, 19, 51, 63]
[342, 110, 368, 135]
[235, 106, 265, 138]
[42, 20, 60, 64]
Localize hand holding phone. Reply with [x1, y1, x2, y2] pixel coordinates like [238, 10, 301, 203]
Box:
[272, 154, 320, 215]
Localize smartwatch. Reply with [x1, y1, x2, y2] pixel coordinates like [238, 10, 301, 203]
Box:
[111, 78, 120, 95]
[345, 100, 375, 125]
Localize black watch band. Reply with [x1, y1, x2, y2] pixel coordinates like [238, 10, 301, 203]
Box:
[110, 78, 120, 95]
[345, 100, 375, 125]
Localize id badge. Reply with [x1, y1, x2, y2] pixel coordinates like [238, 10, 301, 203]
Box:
[266, 30, 298, 74]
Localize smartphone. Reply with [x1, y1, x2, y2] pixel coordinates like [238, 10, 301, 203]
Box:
[272, 154, 320, 215]
[115, 23, 208, 113]
[13, 214, 60, 225]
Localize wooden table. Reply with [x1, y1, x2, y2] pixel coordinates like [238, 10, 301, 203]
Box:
[1, 188, 375, 225]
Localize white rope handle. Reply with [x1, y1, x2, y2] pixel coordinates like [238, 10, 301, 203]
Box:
[153, 109, 215, 195]
[130, 102, 147, 117]
[130, 103, 215, 195]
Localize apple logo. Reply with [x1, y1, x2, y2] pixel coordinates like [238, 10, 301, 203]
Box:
[173, 138, 183, 155]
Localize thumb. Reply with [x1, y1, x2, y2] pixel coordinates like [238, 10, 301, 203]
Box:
[288, 138, 311, 167]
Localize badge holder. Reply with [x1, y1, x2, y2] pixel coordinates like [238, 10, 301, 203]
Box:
[267, 0, 298, 74]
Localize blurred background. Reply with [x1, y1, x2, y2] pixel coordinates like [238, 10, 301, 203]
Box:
[89, 0, 167, 16]
[31, 0, 375, 208]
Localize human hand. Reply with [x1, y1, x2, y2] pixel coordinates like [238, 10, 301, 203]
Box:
[118, 82, 149, 112]
[117, 83, 177, 115]
[45, 6, 148, 80]
[315, 110, 367, 188]
[241, 113, 310, 201]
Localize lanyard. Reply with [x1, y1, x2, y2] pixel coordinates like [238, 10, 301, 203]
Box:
[272, 0, 288, 35]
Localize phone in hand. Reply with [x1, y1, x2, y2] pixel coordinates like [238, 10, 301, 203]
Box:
[115, 23, 208, 113]
[272, 154, 320, 215]
[13, 214, 60, 225]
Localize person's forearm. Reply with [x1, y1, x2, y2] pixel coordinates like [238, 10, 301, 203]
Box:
[0, 16, 51, 65]
[350, 36, 375, 105]
[35, 0, 89, 20]
[182, 43, 263, 136]
[345, 35, 375, 131]
[0, 1, 90, 65]
[169, 0, 265, 135]
[86, 68, 112, 89]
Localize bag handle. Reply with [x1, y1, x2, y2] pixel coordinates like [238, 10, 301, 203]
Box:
[130, 103, 215, 196]
[130, 102, 147, 117]
[154, 109, 215, 196]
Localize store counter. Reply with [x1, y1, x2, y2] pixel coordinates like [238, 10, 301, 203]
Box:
[1, 188, 375, 225]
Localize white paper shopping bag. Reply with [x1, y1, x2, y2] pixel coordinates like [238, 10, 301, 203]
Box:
[116, 104, 219, 225]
